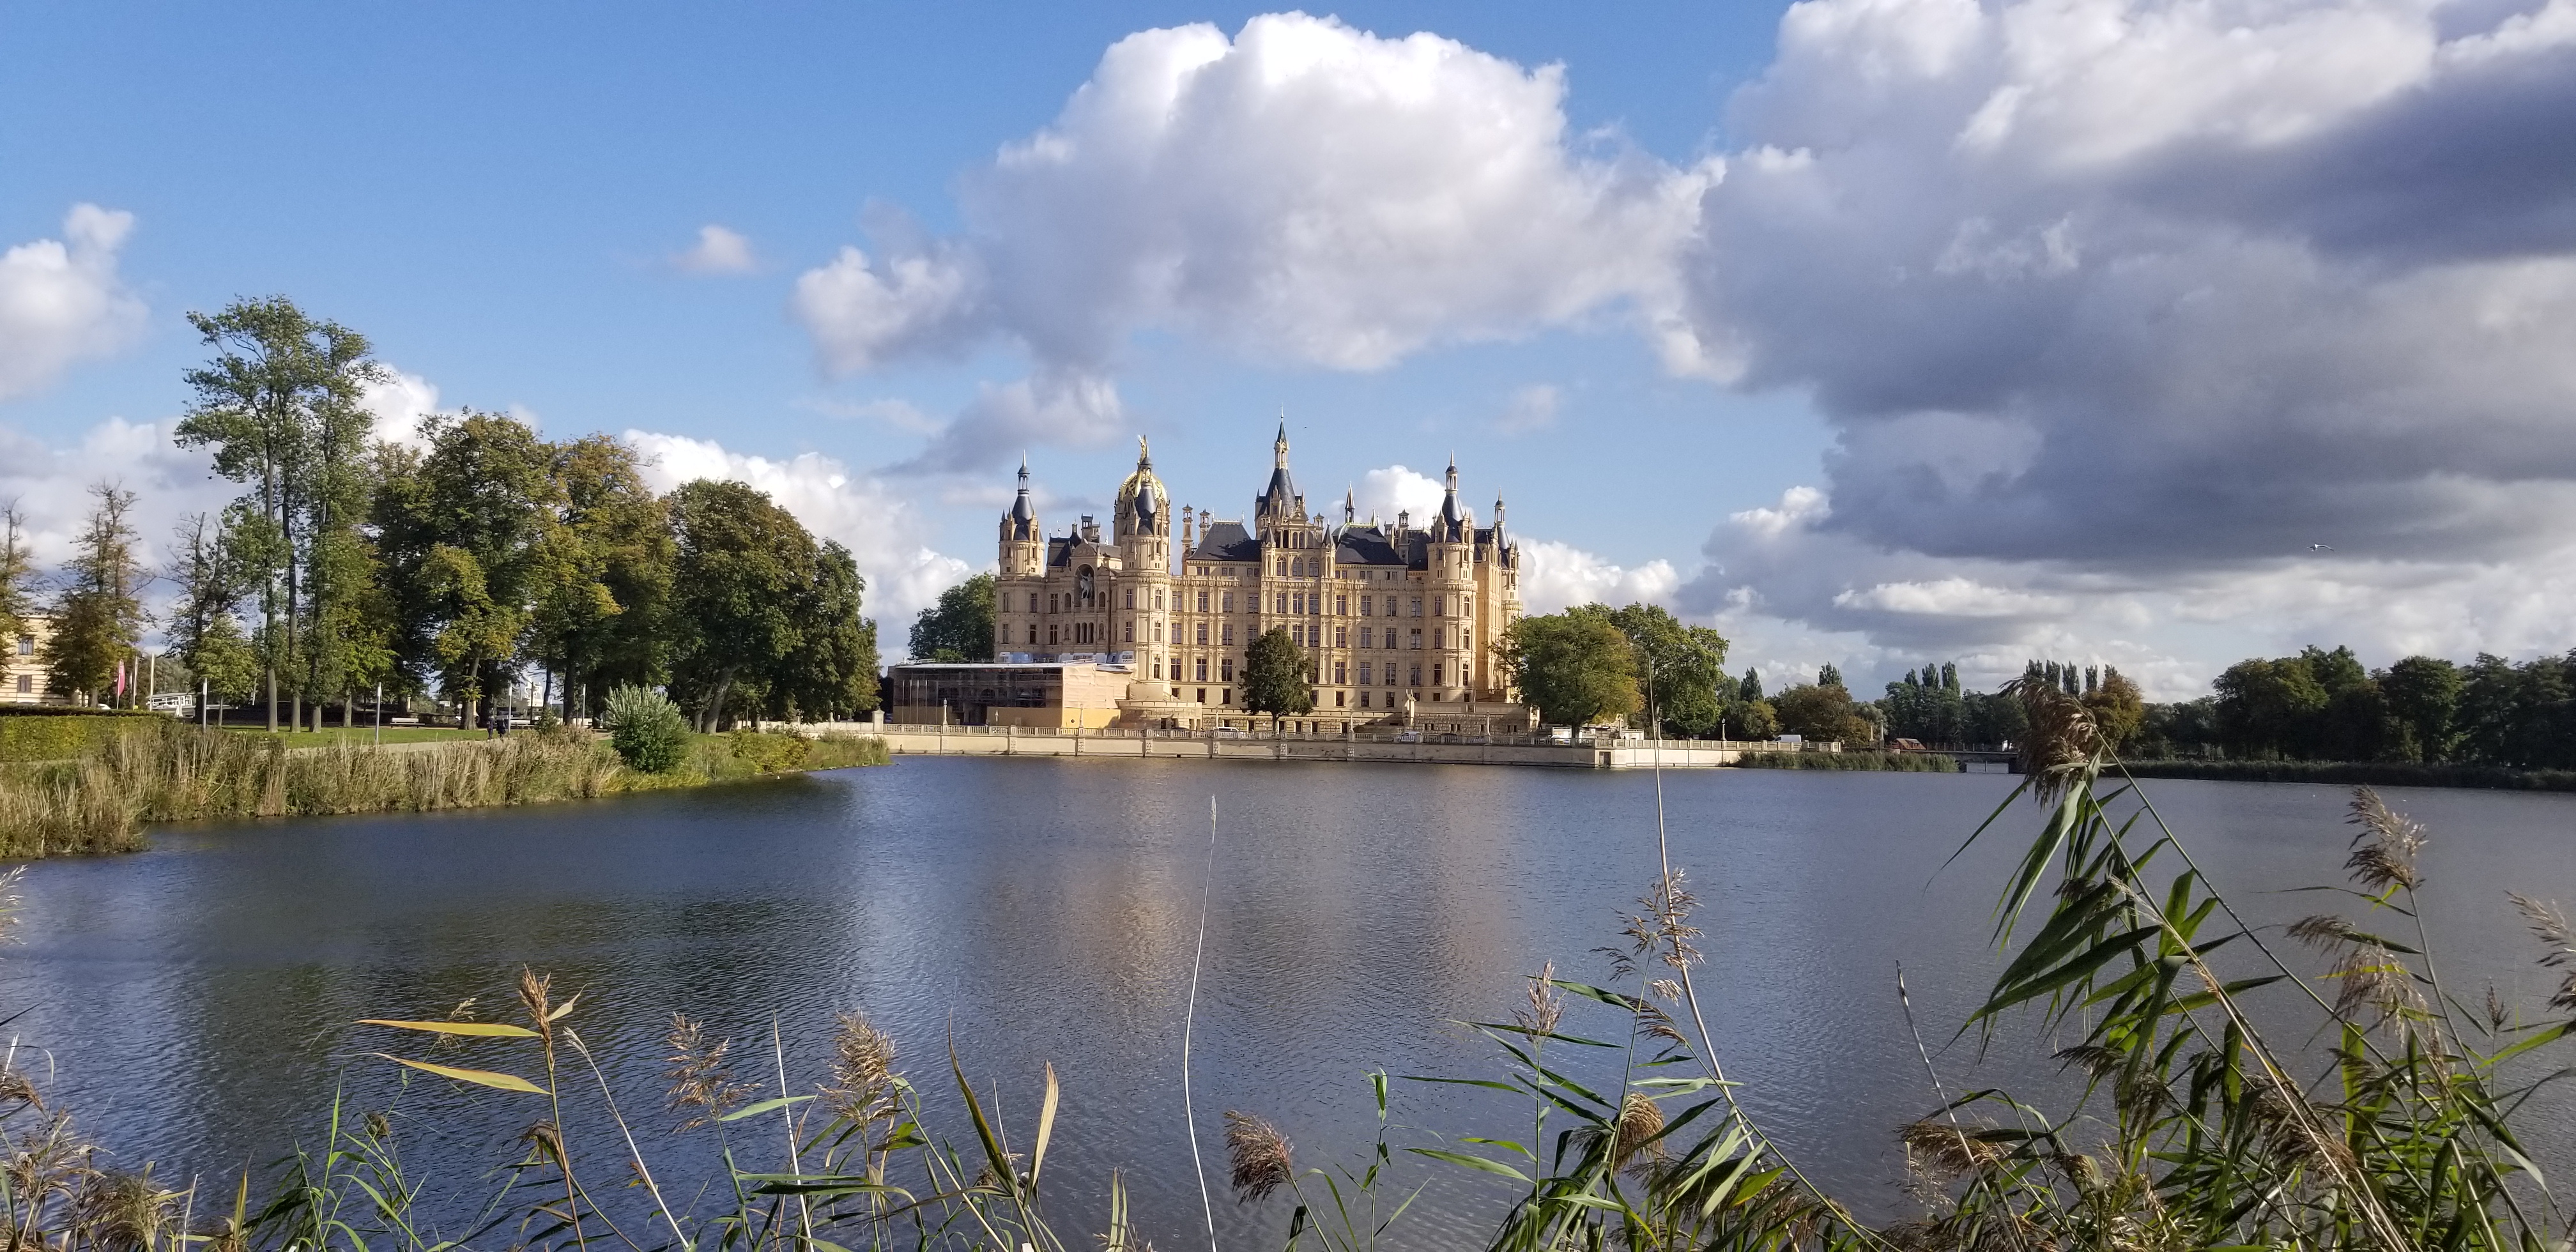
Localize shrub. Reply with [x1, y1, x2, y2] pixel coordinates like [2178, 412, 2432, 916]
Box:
[725, 728, 811, 774]
[602, 685, 690, 774]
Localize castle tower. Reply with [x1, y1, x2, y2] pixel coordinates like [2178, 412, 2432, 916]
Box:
[999, 457, 1042, 574]
[1112, 437, 1177, 680]
[1254, 419, 1304, 539]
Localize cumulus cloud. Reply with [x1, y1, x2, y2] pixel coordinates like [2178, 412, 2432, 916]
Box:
[624, 431, 972, 625]
[674, 224, 759, 275]
[358, 369, 451, 449]
[1518, 539, 1680, 615]
[794, 12, 1722, 470]
[886, 369, 1126, 475]
[1656, 0, 2576, 680]
[0, 418, 238, 599]
[0, 205, 147, 402]
[1353, 464, 1445, 524]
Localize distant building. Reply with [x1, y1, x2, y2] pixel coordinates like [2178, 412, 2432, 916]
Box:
[884, 661, 1134, 729]
[992, 425, 1532, 732]
[2, 614, 51, 705]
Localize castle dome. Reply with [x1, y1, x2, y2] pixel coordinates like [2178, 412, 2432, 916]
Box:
[1114, 437, 1169, 540]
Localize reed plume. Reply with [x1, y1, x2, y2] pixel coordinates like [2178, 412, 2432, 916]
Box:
[1222, 1111, 1292, 1203]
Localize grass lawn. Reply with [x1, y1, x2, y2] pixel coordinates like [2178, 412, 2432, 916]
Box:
[213, 725, 502, 747]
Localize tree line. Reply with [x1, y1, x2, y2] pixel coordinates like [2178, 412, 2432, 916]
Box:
[0, 296, 878, 731]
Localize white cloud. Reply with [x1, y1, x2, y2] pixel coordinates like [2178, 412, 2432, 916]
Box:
[792, 12, 1722, 388]
[1353, 464, 1445, 526]
[358, 369, 450, 449]
[889, 368, 1126, 475]
[673, 224, 759, 275]
[624, 430, 972, 625]
[1832, 577, 2067, 617]
[0, 418, 241, 625]
[1517, 539, 1680, 615]
[1494, 383, 1561, 435]
[0, 205, 147, 402]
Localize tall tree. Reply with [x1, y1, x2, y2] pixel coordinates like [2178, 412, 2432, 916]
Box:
[2379, 655, 2462, 763]
[174, 296, 386, 730]
[1738, 668, 1763, 702]
[40, 484, 148, 706]
[1241, 626, 1314, 730]
[1818, 663, 1844, 689]
[527, 435, 673, 720]
[2082, 666, 2146, 752]
[0, 501, 33, 653]
[774, 540, 879, 721]
[1772, 682, 1873, 744]
[908, 572, 997, 662]
[665, 479, 821, 731]
[1595, 603, 1729, 737]
[167, 509, 262, 706]
[1497, 610, 1640, 728]
[374, 412, 557, 728]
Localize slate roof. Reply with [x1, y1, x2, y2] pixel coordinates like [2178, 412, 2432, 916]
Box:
[1188, 521, 1261, 562]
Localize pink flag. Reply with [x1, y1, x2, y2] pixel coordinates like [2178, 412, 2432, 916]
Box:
[114, 660, 126, 698]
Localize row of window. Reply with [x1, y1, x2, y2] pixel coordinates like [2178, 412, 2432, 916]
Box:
[1167, 656, 1451, 689]
[1006, 587, 1471, 619]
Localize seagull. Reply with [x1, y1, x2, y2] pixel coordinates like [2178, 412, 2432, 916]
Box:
[2308, 543, 2334, 553]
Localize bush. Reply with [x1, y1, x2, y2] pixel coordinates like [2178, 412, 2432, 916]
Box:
[0, 709, 162, 763]
[724, 728, 811, 774]
[602, 685, 690, 774]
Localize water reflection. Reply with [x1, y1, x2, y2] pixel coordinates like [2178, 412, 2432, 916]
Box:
[0, 761, 2567, 1247]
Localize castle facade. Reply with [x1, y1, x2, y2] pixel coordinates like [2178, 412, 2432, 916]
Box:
[994, 424, 1525, 725]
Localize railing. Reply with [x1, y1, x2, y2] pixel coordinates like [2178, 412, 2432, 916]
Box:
[862, 722, 1831, 752]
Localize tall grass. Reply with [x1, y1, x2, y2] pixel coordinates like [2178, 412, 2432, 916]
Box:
[0, 680, 2566, 1251]
[0, 721, 889, 856]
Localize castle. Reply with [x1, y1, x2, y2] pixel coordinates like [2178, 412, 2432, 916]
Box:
[991, 424, 1527, 729]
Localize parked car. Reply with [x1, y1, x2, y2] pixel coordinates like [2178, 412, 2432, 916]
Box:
[1211, 724, 1246, 738]
[1395, 729, 1422, 743]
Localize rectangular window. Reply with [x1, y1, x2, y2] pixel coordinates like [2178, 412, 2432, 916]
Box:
[1154, 622, 1163, 641]
[1124, 622, 1135, 643]
[1196, 658, 1208, 680]
[1409, 628, 1423, 648]
[1433, 663, 1443, 686]
[1333, 660, 1346, 683]
[1222, 687, 1232, 705]
[1292, 624, 1305, 646]
[1048, 594, 1059, 613]
[1432, 596, 1443, 616]
[1048, 624, 1059, 645]
[1335, 595, 1346, 615]
[1197, 591, 1209, 612]
[1360, 690, 1372, 708]
[1028, 625, 1038, 644]
[1432, 627, 1443, 648]
[1156, 589, 1166, 610]
[1359, 662, 1373, 685]
[1292, 593, 1303, 615]
[1197, 687, 1207, 703]
[1221, 660, 1234, 681]
[14, 674, 27, 694]
[1335, 690, 1346, 707]
[1409, 664, 1422, 686]
[1334, 625, 1347, 648]
[1361, 595, 1373, 616]
[1222, 624, 1234, 645]
[1222, 592, 1235, 613]
[1359, 626, 1374, 648]
[1196, 623, 1208, 644]
[1125, 588, 1135, 609]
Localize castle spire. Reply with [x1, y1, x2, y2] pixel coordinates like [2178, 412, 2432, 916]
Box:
[1343, 484, 1356, 524]
[1137, 434, 1152, 469]
[1273, 415, 1290, 469]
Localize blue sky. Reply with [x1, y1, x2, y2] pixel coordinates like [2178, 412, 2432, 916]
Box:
[7, 0, 2574, 696]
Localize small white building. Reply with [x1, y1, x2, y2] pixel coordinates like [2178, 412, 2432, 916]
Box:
[2, 615, 51, 705]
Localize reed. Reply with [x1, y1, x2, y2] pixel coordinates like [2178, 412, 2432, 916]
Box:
[0, 721, 889, 855]
[0, 682, 2565, 1251]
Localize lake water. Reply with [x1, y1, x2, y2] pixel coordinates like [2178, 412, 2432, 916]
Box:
[2, 758, 2570, 1247]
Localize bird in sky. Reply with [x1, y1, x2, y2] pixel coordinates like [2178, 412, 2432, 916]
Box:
[2309, 543, 2334, 553]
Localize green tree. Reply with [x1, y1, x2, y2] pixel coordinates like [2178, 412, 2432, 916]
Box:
[2379, 655, 2462, 763]
[40, 484, 148, 706]
[528, 435, 673, 721]
[167, 510, 262, 705]
[1737, 668, 1763, 701]
[1818, 663, 1844, 689]
[2214, 657, 2329, 759]
[0, 502, 33, 651]
[1241, 626, 1314, 729]
[1596, 603, 1729, 737]
[1498, 610, 1640, 728]
[2082, 666, 2146, 752]
[774, 541, 879, 721]
[174, 295, 386, 730]
[1722, 698, 1778, 741]
[1772, 682, 1872, 744]
[665, 479, 827, 731]
[909, 572, 997, 662]
[374, 411, 558, 728]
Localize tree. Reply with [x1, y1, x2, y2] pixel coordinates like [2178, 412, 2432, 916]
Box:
[374, 411, 558, 728]
[775, 542, 880, 721]
[167, 510, 261, 705]
[1818, 663, 1844, 689]
[40, 484, 148, 706]
[175, 296, 386, 731]
[2082, 667, 2146, 752]
[1772, 682, 1873, 744]
[1498, 611, 1640, 727]
[665, 479, 825, 731]
[1738, 668, 1763, 702]
[2379, 655, 2462, 763]
[1596, 603, 1729, 737]
[2214, 657, 2329, 759]
[527, 435, 673, 721]
[1723, 698, 1778, 741]
[0, 501, 33, 651]
[909, 573, 997, 662]
[1241, 627, 1314, 729]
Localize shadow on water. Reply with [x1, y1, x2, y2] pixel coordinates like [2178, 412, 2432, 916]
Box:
[0, 759, 2568, 1246]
